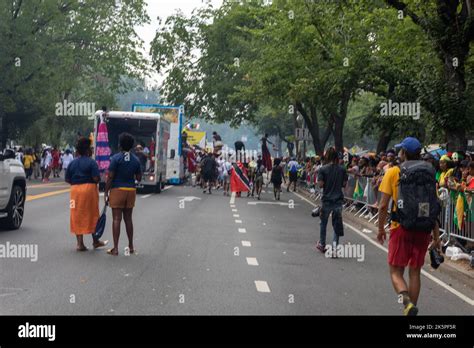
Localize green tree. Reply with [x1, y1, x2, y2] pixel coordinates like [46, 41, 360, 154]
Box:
[0, 0, 149, 148]
[385, 0, 474, 150]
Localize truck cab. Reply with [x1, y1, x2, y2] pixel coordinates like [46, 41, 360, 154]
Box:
[0, 149, 26, 229]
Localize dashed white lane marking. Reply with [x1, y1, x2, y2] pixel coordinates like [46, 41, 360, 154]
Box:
[142, 194, 152, 199]
[238, 228, 246, 233]
[233, 214, 240, 218]
[235, 220, 242, 224]
[291, 190, 474, 307]
[248, 201, 298, 206]
[246, 257, 259, 266]
[242, 241, 251, 247]
[230, 191, 236, 204]
[255, 281, 270, 293]
[232, 209, 238, 212]
[230, 205, 236, 208]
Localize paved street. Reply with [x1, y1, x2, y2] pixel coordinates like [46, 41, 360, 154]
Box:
[0, 181, 472, 315]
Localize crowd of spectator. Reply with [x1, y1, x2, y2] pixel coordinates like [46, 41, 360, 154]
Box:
[297, 149, 474, 201]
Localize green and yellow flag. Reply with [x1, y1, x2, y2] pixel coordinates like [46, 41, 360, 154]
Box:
[353, 179, 364, 200]
[453, 192, 468, 230]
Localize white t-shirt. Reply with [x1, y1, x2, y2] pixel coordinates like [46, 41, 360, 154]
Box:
[217, 159, 224, 176]
[44, 152, 52, 168]
[62, 153, 74, 169]
[288, 160, 299, 172]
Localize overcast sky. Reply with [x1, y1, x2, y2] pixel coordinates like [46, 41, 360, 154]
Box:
[136, 0, 223, 86]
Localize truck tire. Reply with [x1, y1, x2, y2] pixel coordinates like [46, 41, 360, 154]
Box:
[3, 185, 25, 230]
[155, 175, 162, 194]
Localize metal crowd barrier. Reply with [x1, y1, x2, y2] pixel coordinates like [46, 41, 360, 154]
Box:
[342, 175, 390, 229]
[300, 171, 474, 243]
[438, 188, 474, 243]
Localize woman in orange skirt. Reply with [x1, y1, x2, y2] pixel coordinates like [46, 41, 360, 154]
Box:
[65, 137, 108, 251]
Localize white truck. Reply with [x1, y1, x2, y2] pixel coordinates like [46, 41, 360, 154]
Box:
[131, 104, 185, 185]
[93, 111, 170, 193]
[0, 149, 26, 229]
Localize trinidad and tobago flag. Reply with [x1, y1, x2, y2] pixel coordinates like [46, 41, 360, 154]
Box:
[230, 162, 250, 192]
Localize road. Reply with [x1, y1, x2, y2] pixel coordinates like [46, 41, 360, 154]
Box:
[0, 180, 472, 315]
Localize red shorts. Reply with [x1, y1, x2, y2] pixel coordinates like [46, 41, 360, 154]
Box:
[388, 225, 431, 269]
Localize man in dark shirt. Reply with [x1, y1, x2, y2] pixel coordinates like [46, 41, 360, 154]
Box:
[212, 131, 222, 142]
[316, 147, 348, 254]
[201, 153, 217, 194]
[256, 154, 263, 168]
[235, 140, 245, 163]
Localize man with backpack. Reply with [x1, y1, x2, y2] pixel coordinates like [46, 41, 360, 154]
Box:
[377, 137, 441, 316]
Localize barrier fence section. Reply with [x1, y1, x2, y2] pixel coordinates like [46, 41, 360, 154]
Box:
[438, 188, 474, 243]
[299, 172, 474, 243]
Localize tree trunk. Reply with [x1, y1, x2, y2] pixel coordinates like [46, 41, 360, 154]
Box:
[320, 119, 333, 151]
[385, 0, 471, 151]
[376, 128, 393, 154]
[332, 88, 351, 153]
[296, 101, 337, 156]
[296, 102, 322, 155]
[443, 52, 468, 151]
[276, 134, 282, 157]
[446, 128, 466, 152]
[333, 115, 344, 152]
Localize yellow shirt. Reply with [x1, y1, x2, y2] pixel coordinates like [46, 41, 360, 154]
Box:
[378, 166, 400, 229]
[23, 155, 33, 169]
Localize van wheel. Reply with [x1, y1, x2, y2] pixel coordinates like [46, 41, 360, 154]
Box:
[3, 185, 25, 230]
[155, 175, 162, 194]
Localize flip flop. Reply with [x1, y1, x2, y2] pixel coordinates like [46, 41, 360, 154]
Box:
[107, 248, 118, 256]
[76, 246, 88, 252]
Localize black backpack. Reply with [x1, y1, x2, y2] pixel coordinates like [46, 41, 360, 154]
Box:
[393, 161, 440, 233]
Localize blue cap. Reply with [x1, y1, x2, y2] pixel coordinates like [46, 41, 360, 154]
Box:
[395, 137, 422, 154]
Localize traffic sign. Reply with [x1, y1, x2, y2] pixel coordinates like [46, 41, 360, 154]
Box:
[295, 128, 311, 141]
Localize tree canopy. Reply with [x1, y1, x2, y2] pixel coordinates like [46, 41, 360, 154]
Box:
[151, 0, 474, 153]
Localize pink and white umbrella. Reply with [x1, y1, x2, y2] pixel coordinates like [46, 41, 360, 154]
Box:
[95, 113, 111, 175]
